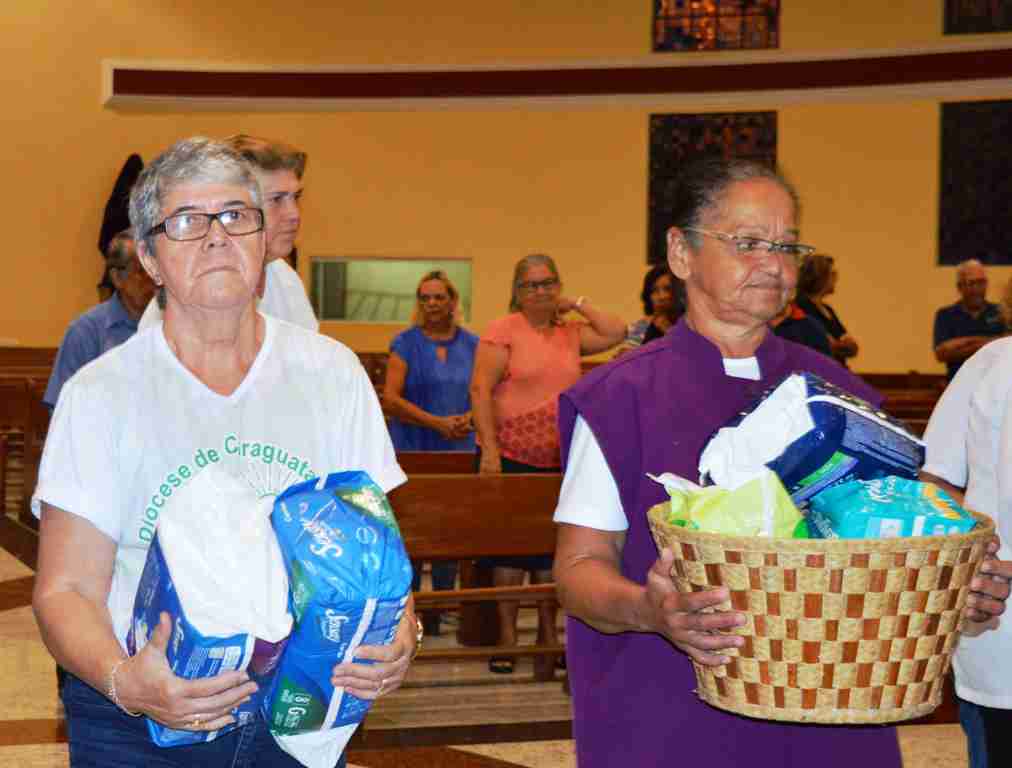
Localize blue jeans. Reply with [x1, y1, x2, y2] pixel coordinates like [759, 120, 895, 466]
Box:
[957, 696, 988, 768]
[63, 674, 347, 768]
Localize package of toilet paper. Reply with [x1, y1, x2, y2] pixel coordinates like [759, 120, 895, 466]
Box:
[699, 372, 924, 506]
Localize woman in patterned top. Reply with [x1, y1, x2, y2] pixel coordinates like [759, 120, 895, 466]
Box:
[470, 253, 625, 674]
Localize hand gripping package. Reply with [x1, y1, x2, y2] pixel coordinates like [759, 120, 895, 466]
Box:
[698, 372, 923, 505]
[128, 466, 293, 747]
[264, 471, 413, 762]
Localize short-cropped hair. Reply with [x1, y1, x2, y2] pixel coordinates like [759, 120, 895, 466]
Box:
[105, 229, 136, 274]
[222, 134, 307, 179]
[129, 137, 262, 256]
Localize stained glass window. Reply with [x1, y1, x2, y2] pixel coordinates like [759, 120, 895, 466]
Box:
[648, 112, 777, 264]
[945, 0, 1012, 34]
[653, 0, 780, 52]
[939, 100, 1012, 265]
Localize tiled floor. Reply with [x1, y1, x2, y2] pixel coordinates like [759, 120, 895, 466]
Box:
[0, 540, 973, 767]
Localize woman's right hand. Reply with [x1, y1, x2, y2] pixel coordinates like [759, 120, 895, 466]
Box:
[479, 449, 502, 475]
[117, 612, 259, 732]
[643, 549, 746, 666]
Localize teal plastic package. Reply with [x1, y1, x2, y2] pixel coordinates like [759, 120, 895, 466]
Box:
[264, 471, 413, 737]
[807, 476, 976, 539]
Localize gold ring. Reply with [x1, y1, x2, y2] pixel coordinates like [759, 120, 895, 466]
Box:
[192, 716, 202, 728]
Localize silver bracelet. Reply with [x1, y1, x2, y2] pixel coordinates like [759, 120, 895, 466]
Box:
[107, 658, 143, 717]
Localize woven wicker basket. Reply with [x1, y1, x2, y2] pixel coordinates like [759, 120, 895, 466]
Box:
[647, 504, 994, 724]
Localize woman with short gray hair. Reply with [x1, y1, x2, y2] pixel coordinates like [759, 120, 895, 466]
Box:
[32, 137, 416, 767]
[137, 134, 318, 330]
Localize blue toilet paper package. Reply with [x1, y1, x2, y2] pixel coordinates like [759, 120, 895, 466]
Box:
[128, 532, 288, 747]
[264, 471, 413, 736]
[699, 372, 924, 506]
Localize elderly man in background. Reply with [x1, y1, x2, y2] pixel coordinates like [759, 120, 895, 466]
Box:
[44, 230, 155, 410]
[934, 259, 1006, 380]
[139, 133, 318, 332]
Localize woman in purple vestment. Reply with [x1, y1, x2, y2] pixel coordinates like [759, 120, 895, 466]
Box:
[552, 157, 1012, 768]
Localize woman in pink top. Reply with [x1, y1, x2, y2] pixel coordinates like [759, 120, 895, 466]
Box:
[470, 253, 625, 675]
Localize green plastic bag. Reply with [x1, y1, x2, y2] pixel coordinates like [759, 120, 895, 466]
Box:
[650, 469, 808, 539]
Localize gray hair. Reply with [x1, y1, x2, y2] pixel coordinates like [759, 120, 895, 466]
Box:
[956, 259, 985, 283]
[105, 229, 136, 275]
[668, 157, 799, 250]
[509, 253, 560, 312]
[129, 137, 262, 257]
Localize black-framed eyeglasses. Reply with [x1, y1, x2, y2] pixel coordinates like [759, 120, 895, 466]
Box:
[146, 207, 265, 242]
[683, 227, 815, 263]
[519, 278, 560, 292]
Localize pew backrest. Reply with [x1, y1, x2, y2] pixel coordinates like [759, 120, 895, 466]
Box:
[396, 451, 475, 475]
[390, 473, 561, 560]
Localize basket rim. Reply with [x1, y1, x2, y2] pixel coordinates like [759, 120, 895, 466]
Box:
[648, 504, 995, 553]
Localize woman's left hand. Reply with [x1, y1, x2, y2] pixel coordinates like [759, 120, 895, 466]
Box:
[329, 611, 417, 699]
[962, 537, 1012, 636]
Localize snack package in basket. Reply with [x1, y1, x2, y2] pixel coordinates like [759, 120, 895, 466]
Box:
[648, 468, 807, 538]
[264, 471, 413, 768]
[807, 476, 977, 539]
[127, 465, 293, 748]
[699, 371, 923, 506]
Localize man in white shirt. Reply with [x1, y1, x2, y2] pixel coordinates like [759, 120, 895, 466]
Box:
[922, 337, 1012, 768]
[139, 134, 318, 332]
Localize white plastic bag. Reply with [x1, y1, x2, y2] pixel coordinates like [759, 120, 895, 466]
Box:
[157, 464, 292, 642]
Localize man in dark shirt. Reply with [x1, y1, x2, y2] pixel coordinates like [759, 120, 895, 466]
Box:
[934, 259, 1006, 379]
[770, 299, 832, 357]
[44, 231, 155, 409]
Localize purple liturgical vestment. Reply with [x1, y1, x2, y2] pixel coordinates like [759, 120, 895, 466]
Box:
[558, 320, 902, 768]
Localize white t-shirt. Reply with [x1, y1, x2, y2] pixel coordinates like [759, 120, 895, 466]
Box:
[922, 337, 1012, 487]
[138, 259, 319, 333]
[554, 357, 760, 530]
[950, 343, 1012, 709]
[32, 315, 403, 649]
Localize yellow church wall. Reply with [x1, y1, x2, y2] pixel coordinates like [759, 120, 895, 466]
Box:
[2, 1, 1011, 373]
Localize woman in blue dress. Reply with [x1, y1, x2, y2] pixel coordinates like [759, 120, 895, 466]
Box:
[384, 270, 478, 452]
[384, 270, 478, 631]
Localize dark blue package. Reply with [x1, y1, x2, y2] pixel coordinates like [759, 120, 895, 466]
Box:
[264, 471, 413, 736]
[128, 531, 287, 747]
[698, 372, 924, 506]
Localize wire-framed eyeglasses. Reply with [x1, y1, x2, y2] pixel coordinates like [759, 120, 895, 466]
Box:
[518, 278, 560, 292]
[146, 207, 265, 242]
[683, 227, 815, 263]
